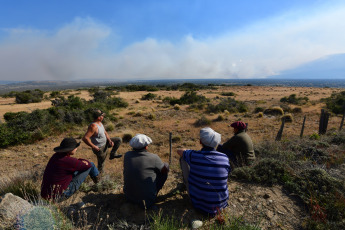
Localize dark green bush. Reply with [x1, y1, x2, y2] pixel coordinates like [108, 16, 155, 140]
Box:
[194, 116, 211, 127]
[280, 94, 309, 105]
[207, 98, 248, 113]
[221, 92, 235, 96]
[15, 89, 44, 104]
[164, 91, 208, 105]
[324, 91, 345, 114]
[254, 107, 265, 113]
[263, 106, 284, 116]
[141, 93, 157, 100]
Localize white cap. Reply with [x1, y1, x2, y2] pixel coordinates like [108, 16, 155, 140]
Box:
[130, 134, 152, 149]
[200, 127, 221, 148]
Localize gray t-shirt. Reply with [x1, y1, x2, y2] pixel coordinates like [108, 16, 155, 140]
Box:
[123, 149, 164, 206]
[90, 123, 107, 148]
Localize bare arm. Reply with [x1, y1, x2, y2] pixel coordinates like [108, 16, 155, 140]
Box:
[177, 149, 186, 157]
[82, 124, 100, 152]
[104, 129, 114, 147]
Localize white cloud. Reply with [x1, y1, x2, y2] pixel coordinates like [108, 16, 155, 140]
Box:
[1, 4, 345, 81]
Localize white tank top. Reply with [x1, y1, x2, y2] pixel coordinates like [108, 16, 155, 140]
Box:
[90, 123, 107, 147]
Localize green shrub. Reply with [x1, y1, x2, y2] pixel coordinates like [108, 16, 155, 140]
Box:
[282, 113, 293, 122]
[292, 107, 303, 113]
[324, 91, 345, 114]
[263, 106, 284, 116]
[214, 114, 225, 121]
[122, 133, 134, 143]
[310, 133, 320, 140]
[280, 94, 309, 105]
[141, 93, 157, 100]
[254, 107, 265, 113]
[207, 98, 248, 114]
[173, 104, 180, 110]
[221, 92, 235, 96]
[49, 91, 61, 98]
[0, 174, 40, 201]
[194, 116, 211, 127]
[15, 89, 44, 104]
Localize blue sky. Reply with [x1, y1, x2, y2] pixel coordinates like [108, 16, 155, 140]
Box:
[0, 0, 344, 81]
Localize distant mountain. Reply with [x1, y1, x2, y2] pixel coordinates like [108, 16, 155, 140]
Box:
[271, 53, 345, 79]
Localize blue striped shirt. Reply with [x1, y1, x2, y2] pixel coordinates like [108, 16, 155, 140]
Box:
[183, 147, 231, 215]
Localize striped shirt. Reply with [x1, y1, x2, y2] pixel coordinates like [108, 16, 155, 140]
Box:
[183, 147, 230, 215]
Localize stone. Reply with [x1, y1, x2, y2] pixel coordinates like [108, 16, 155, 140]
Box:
[238, 198, 245, 202]
[0, 193, 33, 220]
[191, 219, 203, 229]
[0, 193, 33, 228]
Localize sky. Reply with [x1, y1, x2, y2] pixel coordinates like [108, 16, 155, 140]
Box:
[0, 0, 345, 81]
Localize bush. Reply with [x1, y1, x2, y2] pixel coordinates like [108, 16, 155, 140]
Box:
[214, 114, 225, 121]
[324, 91, 345, 114]
[221, 92, 235, 96]
[263, 106, 284, 116]
[282, 113, 293, 122]
[122, 133, 134, 143]
[254, 107, 265, 113]
[280, 94, 309, 105]
[173, 104, 180, 110]
[15, 89, 44, 104]
[194, 116, 211, 127]
[292, 107, 303, 113]
[141, 93, 157, 100]
[207, 98, 248, 114]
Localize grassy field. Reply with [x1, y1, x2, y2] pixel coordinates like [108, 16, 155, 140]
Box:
[0, 85, 344, 229]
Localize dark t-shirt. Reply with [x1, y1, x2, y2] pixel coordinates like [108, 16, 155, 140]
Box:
[123, 149, 164, 206]
[41, 152, 91, 200]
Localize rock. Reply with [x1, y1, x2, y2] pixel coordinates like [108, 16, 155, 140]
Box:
[0, 193, 33, 228]
[191, 219, 203, 229]
[238, 198, 245, 202]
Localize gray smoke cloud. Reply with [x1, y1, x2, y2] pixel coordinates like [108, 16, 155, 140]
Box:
[1, 5, 345, 81]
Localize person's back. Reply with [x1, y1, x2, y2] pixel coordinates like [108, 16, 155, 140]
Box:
[183, 147, 230, 215]
[177, 127, 230, 216]
[123, 134, 168, 208]
[222, 129, 255, 166]
[123, 149, 163, 206]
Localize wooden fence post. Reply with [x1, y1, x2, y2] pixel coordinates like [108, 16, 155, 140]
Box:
[319, 109, 325, 135]
[169, 132, 172, 165]
[300, 115, 306, 138]
[340, 111, 345, 131]
[276, 117, 285, 141]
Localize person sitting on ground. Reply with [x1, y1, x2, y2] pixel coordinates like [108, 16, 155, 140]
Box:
[177, 127, 230, 216]
[82, 109, 122, 173]
[41, 137, 100, 202]
[217, 121, 255, 168]
[123, 134, 169, 209]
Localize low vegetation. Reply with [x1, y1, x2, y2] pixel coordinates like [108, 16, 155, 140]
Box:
[324, 91, 345, 114]
[280, 94, 309, 105]
[232, 130, 345, 229]
[207, 98, 248, 114]
[0, 93, 128, 148]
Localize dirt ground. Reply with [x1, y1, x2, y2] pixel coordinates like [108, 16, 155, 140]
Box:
[0, 85, 343, 229]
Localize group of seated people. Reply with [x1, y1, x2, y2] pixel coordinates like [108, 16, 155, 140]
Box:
[41, 109, 255, 216]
